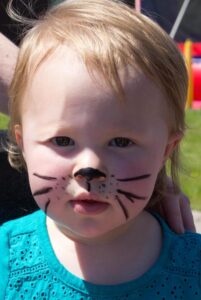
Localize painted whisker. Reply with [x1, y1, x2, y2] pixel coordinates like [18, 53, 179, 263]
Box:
[117, 174, 151, 182]
[117, 189, 146, 201]
[33, 187, 53, 196]
[115, 195, 129, 219]
[44, 199, 51, 214]
[33, 173, 57, 180]
[87, 181, 91, 192]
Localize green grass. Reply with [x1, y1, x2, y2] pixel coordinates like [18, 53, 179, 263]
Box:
[0, 113, 9, 129]
[180, 110, 201, 210]
[0, 110, 201, 209]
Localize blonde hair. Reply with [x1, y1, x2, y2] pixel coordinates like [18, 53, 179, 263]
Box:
[8, 0, 188, 204]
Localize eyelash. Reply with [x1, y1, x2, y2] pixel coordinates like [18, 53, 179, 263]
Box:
[109, 137, 134, 148]
[50, 136, 134, 148]
[51, 136, 75, 147]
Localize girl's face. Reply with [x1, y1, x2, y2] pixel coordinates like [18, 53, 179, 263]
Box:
[16, 46, 177, 240]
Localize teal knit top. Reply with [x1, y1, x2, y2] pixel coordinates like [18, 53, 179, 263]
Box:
[0, 210, 201, 299]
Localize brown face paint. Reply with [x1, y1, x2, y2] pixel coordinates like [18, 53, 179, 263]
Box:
[117, 173, 151, 182]
[113, 173, 151, 219]
[74, 168, 106, 192]
[115, 195, 129, 219]
[32, 171, 150, 220]
[33, 173, 57, 180]
[74, 168, 106, 181]
[87, 182, 91, 192]
[117, 189, 146, 201]
[33, 187, 53, 196]
[44, 199, 51, 214]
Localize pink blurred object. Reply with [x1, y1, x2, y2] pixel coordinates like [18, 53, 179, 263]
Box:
[193, 60, 201, 103]
[192, 101, 201, 110]
[178, 43, 201, 109]
[135, 0, 141, 12]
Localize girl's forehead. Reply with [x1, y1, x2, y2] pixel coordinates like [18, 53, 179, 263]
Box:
[26, 45, 155, 94]
[22, 46, 168, 124]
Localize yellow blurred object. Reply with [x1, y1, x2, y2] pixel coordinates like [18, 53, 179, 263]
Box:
[184, 39, 193, 109]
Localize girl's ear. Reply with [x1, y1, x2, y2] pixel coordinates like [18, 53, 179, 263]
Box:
[163, 132, 183, 161]
[14, 124, 23, 150]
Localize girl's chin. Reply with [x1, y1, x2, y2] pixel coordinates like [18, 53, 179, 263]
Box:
[55, 220, 135, 243]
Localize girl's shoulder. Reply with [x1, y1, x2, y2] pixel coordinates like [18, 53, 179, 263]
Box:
[0, 209, 43, 236]
[156, 211, 201, 248]
[156, 212, 201, 276]
[0, 210, 48, 299]
[0, 209, 45, 263]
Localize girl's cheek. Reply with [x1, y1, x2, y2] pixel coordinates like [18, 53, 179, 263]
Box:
[29, 172, 70, 205]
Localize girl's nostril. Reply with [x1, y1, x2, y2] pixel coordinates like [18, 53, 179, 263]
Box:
[74, 168, 106, 181]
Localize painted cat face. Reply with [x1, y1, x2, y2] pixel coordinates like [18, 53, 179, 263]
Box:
[16, 46, 175, 239]
[32, 169, 151, 219]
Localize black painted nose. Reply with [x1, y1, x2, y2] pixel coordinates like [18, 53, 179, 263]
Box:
[74, 168, 106, 181]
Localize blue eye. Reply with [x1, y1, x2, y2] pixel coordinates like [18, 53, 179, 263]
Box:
[51, 136, 74, 147]
[109, 137, 134, 147]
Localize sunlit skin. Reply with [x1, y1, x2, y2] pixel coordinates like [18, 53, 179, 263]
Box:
[14, 46, 183, 283]
[16, 46, 179, 245]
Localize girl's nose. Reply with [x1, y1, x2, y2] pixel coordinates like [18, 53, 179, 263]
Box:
[74, 167, 106, 182]
[73, 148, 107, 180]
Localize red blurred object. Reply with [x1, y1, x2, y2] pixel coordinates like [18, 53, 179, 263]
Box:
[193, 61, 201, 100]
[178, 42, 201, 109]
[178, 42, 201, 57]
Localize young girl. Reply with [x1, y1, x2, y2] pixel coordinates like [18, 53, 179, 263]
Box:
[0, 0, 200, 299]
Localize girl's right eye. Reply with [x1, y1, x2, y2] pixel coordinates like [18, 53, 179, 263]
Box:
[51, 136, 75, 147]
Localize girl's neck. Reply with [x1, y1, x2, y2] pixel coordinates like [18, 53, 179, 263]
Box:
[46, 211, 162, 285]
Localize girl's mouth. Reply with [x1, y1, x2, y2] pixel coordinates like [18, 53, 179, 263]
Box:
[70, 199, 109, 215]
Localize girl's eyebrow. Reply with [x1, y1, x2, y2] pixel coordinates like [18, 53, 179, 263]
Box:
[35, 123, 73, 139]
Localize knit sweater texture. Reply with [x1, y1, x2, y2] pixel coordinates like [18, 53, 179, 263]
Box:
[0, 210, 201, 299]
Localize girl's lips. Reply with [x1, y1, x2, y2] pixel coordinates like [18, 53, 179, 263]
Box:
[70, 199, 109, 215]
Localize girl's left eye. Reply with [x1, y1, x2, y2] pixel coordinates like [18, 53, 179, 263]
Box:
[109, 137, 134, 148]
[51, 136, 75, 147]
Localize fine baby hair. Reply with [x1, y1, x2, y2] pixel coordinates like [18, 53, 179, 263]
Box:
[8, 0, 188, 206]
